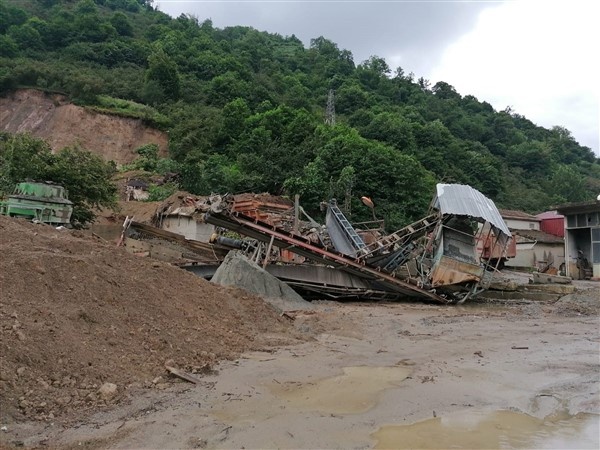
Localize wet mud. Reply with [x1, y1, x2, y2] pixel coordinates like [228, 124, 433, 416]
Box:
[2, 301, 599, 449]
[373, 409, 599, 449]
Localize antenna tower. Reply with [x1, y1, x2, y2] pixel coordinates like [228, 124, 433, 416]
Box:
[325, 89, 336, 126]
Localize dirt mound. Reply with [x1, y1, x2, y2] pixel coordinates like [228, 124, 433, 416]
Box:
[0, 216, 300, 424]
[95, 200, 162, 224]
[552, 288, 600, 316]
[0, 89, 168, 165]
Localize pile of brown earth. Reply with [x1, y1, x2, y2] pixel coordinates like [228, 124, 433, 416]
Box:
[551, 289, 600, 316]
[0, 216, 301, 423]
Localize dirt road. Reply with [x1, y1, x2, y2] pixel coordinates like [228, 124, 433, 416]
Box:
[4, 299, 598, 449]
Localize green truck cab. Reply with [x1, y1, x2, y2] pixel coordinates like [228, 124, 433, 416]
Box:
[0, 181, 73, 225]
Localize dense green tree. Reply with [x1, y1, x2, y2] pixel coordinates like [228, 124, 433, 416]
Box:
[0, 0, 28, 33]
[361, 112, 417, 153]
[0, 133, 53, 194]
[1, 0, 597, 223]
[336, 81, 369, 114]
[110, 12, 133, 36]
[283, 156, 328, 208]
[217, 98, 250, 147]
[45, 146, 118, 223]
[7, 23, 43, 50]
[207, 71, 249, 106]
[356, 55, 390, 90]
[0, 34, 18, 57]
[545, 164, 589, 204]
[506, 140, 552, 174]
[0, 133, 117, 224]
[431, 81, 461, 100]
[144, 47, 180, 102]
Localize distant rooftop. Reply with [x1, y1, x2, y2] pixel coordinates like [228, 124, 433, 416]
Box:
[514, 229, 564, 244]
[536, 210, 564, 220]
[498, 209, 540, 221]
[555, 200, 600, 215]
[126, 179, 149, 189]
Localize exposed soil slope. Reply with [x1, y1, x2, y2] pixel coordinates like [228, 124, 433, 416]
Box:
[0, 216, 299, 423]
[0, 90, 168, 165]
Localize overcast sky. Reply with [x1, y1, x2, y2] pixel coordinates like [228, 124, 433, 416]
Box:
[157, 0, 600, 155]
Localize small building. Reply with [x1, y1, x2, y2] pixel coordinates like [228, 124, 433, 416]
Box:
[500, 209, 564, 272]
[507, 230, 565, 272]
[536, 211, 565, 237]
[126, 179, 149, 201]
[499, 209, 540, 231]
[160, 206, 215, 243]
[556, 200, 600, 279]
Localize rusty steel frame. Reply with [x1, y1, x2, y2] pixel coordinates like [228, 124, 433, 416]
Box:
[205, 211, 449, 303]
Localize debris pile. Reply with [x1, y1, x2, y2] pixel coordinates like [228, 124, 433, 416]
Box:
[206, 184, 512, 303]
[0, 216, 300, 423]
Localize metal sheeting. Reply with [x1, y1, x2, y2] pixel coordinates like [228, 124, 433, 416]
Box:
[325, 205, 364, 257]
[434, 184, 511, 237]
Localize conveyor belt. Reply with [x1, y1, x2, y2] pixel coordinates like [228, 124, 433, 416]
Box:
[205, 211, 448, 303]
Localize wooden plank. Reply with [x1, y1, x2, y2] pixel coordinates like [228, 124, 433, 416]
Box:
[165, 365, 202, 384]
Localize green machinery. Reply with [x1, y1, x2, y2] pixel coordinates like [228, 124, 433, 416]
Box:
[0, 181, 73, 225]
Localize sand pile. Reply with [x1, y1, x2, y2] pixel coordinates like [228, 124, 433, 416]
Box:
[211, 251, 314, 312]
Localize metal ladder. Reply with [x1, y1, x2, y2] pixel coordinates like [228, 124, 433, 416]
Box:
[359, 214, 438, 260]
[328, 200, 366, 253]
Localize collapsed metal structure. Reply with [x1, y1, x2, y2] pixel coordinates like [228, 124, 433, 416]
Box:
[205, 184, 511, 304]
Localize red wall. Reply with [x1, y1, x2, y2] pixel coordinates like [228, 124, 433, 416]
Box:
[540, 217, 564, 237]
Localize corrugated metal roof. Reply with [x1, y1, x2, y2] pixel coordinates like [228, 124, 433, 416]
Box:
[434, 184, 511, 237]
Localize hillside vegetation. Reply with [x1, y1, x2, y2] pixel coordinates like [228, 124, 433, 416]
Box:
[1, 0, 598, 229]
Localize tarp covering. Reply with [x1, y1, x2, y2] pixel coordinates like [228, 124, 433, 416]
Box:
[434, 184, 511, 237]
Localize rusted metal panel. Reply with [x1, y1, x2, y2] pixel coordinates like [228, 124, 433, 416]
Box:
[231, 198, 293, 228]
[430, 255, 484, 287]
[476, 232, 516, 260]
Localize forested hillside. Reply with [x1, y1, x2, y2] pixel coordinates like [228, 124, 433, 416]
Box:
[1, 0, 598, 229]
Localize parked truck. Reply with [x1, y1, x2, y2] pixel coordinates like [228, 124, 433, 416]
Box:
[0, 181, 73, 225]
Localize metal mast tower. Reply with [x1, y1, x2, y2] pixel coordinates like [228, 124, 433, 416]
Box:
[325, 89, 336, 126]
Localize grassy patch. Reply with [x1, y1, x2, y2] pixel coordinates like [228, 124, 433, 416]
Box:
[87, 95, 171, 130]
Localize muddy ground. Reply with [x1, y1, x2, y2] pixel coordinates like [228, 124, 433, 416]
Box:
[2, 293, 598, 449]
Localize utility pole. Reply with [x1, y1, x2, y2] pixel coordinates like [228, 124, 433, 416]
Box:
[325, 89, 336, 126]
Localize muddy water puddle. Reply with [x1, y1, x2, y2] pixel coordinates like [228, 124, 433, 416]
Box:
[373, 409, 599, 449]
[273, 366, 411, 414]
[213, 366, 411, 423]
